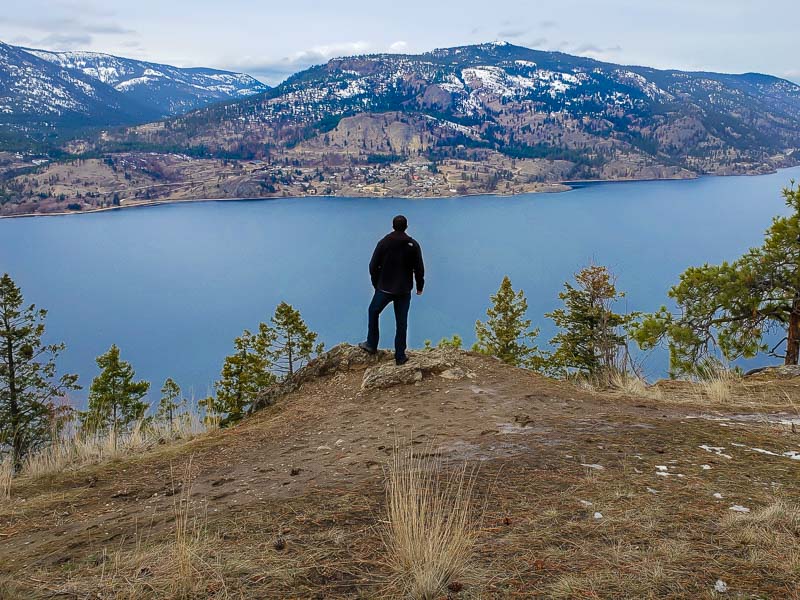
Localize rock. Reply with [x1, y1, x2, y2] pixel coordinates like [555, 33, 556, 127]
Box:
[251, 344, 468, 409]
[439, 366, 468, 380]
[362, 363, 423, 390]
[251, 343, 391, 412]
[361, 350, 457, 391]
[745, 364, 800, 378]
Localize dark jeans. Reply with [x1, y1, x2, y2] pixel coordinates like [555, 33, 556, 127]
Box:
[366, 290, 411, 360]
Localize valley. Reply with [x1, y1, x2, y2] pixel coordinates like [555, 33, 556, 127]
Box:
[2, 42, 799, 216]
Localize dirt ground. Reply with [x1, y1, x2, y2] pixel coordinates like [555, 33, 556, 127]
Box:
[2, 350, 799, 599]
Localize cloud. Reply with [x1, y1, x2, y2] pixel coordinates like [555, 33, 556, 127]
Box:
[557, 42, 623, 59]
[783, 69, 800, 83]
[497, 28, 529, 39]
[539, 20, 558, 29]
[220, 41, 373, 85]
[389, 40, 408, 52]
[0, 6, 136, 52]
[526, 37, 548, 48]
[36, 32, 93, 48]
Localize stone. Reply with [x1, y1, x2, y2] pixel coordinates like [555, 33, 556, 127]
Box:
[439, 366, 467, 380]
[251, 343, 391, 411]
[361, 350, 457, 391]
[745, 364, 800, 378]
[251, 344, 466, 409]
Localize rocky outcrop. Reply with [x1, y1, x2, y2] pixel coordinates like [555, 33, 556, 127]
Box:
[745, 365, 800, 379]
[250, 343, 475, 411]
[250, 343, 391, 412]
[361, 350, 472, 390]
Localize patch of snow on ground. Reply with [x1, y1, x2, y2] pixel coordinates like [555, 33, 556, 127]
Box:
[699, 445, 732, 459]
[581, 463, 605, 470]
[729, 505, 750, 513]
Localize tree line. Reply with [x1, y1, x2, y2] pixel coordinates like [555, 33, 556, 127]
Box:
[0, 276, 321, 472]
[2, 182, 798, 472]
[467, 183, 800, 379]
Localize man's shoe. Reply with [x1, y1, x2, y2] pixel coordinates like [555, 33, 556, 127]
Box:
[395, 356, 409, 366]
[358, 342, 377, 355]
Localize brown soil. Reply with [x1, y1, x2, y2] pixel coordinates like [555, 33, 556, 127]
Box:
[2, 350, 799, 598]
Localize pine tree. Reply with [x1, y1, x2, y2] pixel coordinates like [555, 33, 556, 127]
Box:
[546, 265, 636, 377]
[156, 377, 185, 431]
[473, 276, 545, 369]
[0, 274, 79, 472]
[82, 345, 149, 448]
[212, 325, 276, 422]
[437, 335, 463, 349]
[634, 183, 800, 375]
[267, 302, 323, 377]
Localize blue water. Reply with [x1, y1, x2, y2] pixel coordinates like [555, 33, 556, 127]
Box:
[1, 167, 798, 407]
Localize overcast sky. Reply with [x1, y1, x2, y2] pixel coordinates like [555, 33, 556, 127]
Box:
[1, 0, 798, 85]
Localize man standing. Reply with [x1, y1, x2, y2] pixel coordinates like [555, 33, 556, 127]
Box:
[359, 215, 425, 365]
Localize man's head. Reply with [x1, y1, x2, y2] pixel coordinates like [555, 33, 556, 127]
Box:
[392, 215, 408, 232]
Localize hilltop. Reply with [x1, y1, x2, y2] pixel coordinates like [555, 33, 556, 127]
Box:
[0, 41, 268, 150]
[2, 41, 800, 216]
[2, 344, 799, 598]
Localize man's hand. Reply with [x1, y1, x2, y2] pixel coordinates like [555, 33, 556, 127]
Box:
[416, 289, 423, 296]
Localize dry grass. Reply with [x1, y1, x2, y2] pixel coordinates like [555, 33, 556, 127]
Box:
[54, 456, 230, 599]
[607, 370, 664, 400]
[20, 411, 208, 480]
[0, 455, 12, 500]
[721, 498, 800, 581]
[381, 442, 480, 599]
[696, 367, 739, 404]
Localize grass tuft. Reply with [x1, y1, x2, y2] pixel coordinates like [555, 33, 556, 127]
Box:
[381, 441, 479, 599]
[0, 455, 12, 500]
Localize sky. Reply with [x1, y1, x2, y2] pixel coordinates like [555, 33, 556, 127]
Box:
[1, 0, 798, 85]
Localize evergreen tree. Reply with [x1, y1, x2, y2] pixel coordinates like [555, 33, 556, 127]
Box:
[437, 334, 463, 349]
[546, 265, 636, 377]
[212, 325, 276, 422]
[473, 276, 545, 369]
[82, 345, 149, 447]
[267, 302, 323, 376]
[156, 377, 185, 431]
[0, 274, 79, 472]
[634, 183, 800, 375]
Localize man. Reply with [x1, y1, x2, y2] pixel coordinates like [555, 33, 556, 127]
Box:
[359, 215, 425, 365]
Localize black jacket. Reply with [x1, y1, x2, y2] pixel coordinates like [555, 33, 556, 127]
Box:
[369, 231, 425, 295]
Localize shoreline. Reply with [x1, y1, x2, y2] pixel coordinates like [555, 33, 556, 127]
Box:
[2, 167, 798, 220]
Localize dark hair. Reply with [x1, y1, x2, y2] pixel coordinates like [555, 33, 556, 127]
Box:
[392, 215, 408, 232]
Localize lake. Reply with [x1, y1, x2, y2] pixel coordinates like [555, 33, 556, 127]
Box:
[1, 167, 798, 407]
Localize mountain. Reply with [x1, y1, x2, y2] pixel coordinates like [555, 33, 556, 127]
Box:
[112, 42, 800, 175]
[0, 41, 154, 128]
[0, 42, 268, 148]
[26, 48, 269, 116]
[3, 42, 800, 215]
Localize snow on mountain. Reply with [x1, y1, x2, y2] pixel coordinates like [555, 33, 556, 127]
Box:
[0, 41, 150, 125]
[26, 48, 269, 116]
